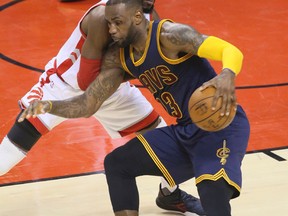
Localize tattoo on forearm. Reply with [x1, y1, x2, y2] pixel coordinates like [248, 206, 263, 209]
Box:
[50, 95, 91, 118]
[46, 45, 122, 119]
[49, 73, 117, 118]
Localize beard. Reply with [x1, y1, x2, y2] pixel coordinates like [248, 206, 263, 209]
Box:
[115, 25, 136, 48]
[143, 4, 154, 14]
[117, 36, 133, 48]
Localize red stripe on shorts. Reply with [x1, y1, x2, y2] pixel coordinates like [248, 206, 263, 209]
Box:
[27, 117, 49, 135]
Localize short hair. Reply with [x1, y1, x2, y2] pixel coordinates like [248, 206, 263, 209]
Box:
[106, 0, 142, 8]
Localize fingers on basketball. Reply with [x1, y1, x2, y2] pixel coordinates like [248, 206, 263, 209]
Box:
[188, 86, 237, 132]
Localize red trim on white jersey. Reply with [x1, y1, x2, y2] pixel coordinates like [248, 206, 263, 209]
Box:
[56, 36, 85, 77]
[119, 110, 159, 137]
[43, 1, 107, 89]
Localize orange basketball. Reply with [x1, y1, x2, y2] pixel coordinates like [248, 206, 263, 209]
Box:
[188, 86, 237, 132]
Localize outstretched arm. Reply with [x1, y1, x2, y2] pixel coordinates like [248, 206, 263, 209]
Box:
[18, 46, 125, 121]
[160, 21, 243, 116]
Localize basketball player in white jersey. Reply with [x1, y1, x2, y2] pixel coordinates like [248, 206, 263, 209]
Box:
[0, 1, 205, 215]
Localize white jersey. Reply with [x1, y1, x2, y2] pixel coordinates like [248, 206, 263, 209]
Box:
[45, 0, 151, 90]
[19, 1, 162, 139]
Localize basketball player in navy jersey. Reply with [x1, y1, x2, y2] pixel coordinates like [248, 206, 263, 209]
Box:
[100, 2, 250, 214]
[19, 0, 250, 215]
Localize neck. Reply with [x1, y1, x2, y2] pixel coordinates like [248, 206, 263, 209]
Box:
[131, 19, 150, 54]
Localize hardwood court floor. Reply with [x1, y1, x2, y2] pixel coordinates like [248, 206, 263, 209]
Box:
[1, 0, 288, 215]
[1, 151, 288, 216]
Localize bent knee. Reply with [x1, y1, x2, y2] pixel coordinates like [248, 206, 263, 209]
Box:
[104, 144, 136, 177]
[104, 150, 122, 174]
[104, 152, 113, 171]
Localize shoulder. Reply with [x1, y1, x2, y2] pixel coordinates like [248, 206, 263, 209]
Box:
[159, 20, 202, 43]
[81, 5, 111, 51]
[158, 20, 203, 55]
[158, 20, 177, 45]
[86, 5, 105, 20]
[81, 5, 107, 34]
[161, 20, 174, 29]
[160, 20, 188, 35]
[158, 20, 181, 41]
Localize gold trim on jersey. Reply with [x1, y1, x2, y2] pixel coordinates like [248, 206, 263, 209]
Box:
[130, 21, 154, 66]
[157, 19, 193, 64]
[120, 48, 134, 77]
[137, 134, 176, 187]
[195, 168, 241, 193]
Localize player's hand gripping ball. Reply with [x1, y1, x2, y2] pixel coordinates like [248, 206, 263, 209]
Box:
[188, 86, 237, 131]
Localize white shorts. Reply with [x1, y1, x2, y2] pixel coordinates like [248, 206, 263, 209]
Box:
[19, 72, 158, 138]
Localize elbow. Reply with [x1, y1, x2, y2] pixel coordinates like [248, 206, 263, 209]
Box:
[234, 48, 244, 74]
[82, 105, 99, 118]
[83, 113, 93, 118]
[238, 48, 244, 62]
[84, 113, 94, 118]
[222, 45, 244, 75]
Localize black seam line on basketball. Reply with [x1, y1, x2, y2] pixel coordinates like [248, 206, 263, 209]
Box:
[134, 82, 288, 90]
[192, 107, 233, 132]
[0, 146, 287, 187]
[190, 96, 222, 124]
[1, 53, 44, 73]
[213, 107, 234, 130]
[262, 151, 286, 161]
[0, 0, 23, 11]
[0, 170, 105, 188]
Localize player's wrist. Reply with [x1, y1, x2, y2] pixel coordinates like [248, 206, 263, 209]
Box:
[46, 100, 53, 113]
[221, 68, 236, 78]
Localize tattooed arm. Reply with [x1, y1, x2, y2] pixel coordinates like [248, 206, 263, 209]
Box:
[18, 45, 125, 121]
[160, 20, 243, 116]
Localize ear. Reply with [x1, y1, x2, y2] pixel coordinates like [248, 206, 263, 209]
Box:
[134, 10, 144, 25]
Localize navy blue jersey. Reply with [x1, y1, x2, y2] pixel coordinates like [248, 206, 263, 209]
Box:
[120, 19, 217, 125]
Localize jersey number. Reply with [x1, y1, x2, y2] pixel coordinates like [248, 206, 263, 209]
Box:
[157, 92, 182, 118]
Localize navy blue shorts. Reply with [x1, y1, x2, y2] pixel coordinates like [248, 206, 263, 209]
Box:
[137, 105, 250, 196]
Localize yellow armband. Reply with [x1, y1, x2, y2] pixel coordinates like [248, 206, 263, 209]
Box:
[197, 36, 243, 75]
